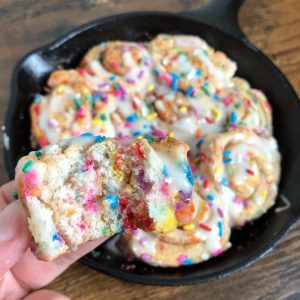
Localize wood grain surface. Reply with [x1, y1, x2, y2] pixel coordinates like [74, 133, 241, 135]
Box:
[1, 0, 300, 299]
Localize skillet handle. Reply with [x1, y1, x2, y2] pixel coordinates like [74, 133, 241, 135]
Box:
[180, 0, 248, 42]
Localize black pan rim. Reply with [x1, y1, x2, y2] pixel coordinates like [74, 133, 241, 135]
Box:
[3, 10, 300, 286]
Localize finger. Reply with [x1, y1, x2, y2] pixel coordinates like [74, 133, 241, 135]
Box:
[0, 181, 17, 210]
[0, 201, 31, 276]
[12, 237, 107, 289]
[23, 289, 70, 300]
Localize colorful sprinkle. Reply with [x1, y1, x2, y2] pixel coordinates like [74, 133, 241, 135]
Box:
[100, 114, 108, 121]
[162, 165, 169, 177]
[147, 84, 154, 92]
[146, 112, 157, 120]
[12, 191, 18, 200]
[218, 221, 223, 237]
[196, 69, 202, 77]
[81, 87, 90, 96]
[179, 106, 187, 113]
[223, 97, 233, 105]
[213, 94, 219, 101]
[213, 249, 224, 257]
[126, 114, 139, 123]
[223, 158, 232, 164]
[196, 138, 205, 148]
[177, 254, 193, 265]
[73, 98, 82, 110]
[182, 258, 193, 265]
[246, 169, 255, 176]
[137, 70, 145, 79]
[34, 95, 42, 103]
[207, 194, 214, 201]
[113, 82, 120, 91]
[34, 104, 40, 115]
[171, 73, 179, 91]
[132, 131, 142, 137]
[212, 108, 221, 118]
[215, 167, 221, 174]
[52, 233, 61, 242]
[223, 151, 231, 157]
[75, 107, 85, 119]
[182, 224, 194, 231]
[95, 135, 107, 143]
[80, 132, 94, 137]
[234, 102, 241, 109]
[144, 135, 154, 144]
[261, 191, 267, 199]
[140, 253, 151, 261]
[186, 86, 195, 96]
[105, 194, 119, 210]
[220, 177, 228, 186]
[231, 111, 237, 125]
[56, 85, 64, 94]
[199, 223, 212, 231]
[203, 179, 209, 189]
[217, 207, 224, 218]
[202, 86, 210, 96]
[179, 161, 194, 186]
[195, 128, 202, 139]
[22, 160, 33, 173]
[34, 151, 42, 159]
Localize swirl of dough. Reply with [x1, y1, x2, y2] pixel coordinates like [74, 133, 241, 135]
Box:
[123, 180, 231, 267]
[30, 70, 116, 146]
[31, 69, 169, 147]
[80, 41, 154, 95]
[149, 34, 237, 96]
[144, 84, 226, 156]
[197, 129, 281, 226]
[218, 77, 273, 136]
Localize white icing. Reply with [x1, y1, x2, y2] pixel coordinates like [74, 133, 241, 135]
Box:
[31, 35, 280, 266]
[155, 149, 192, 194]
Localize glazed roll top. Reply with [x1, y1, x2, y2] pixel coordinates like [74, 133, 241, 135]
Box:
[197, 129, 281, 226]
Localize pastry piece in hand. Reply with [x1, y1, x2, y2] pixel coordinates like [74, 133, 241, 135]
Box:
[15, 134, 195, 260]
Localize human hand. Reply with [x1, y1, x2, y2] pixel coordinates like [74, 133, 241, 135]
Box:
[0, 181, 107, 300]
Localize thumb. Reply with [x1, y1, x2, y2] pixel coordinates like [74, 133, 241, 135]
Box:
[23, 289, 70, 300]
[0, 201, 31, 275]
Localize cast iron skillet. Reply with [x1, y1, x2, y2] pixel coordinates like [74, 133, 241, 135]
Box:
[3, 0, 300, 285]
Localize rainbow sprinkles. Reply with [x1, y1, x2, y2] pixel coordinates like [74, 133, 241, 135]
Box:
[24, 34, 281, 266]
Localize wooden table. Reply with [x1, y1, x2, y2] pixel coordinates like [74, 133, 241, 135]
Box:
[1, 0, 300, 299]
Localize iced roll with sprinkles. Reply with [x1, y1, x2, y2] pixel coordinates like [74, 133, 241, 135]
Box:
[30, 70, 116, 146]
[15, 134, 196, 260]
[80, 41, 154, 95]
[197, 129, 281, 226]
[149, 34, 237, 96]
[124, 179, 231, 267]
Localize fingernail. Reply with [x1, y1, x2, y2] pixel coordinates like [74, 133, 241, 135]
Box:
[0, 201, 22, 243]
